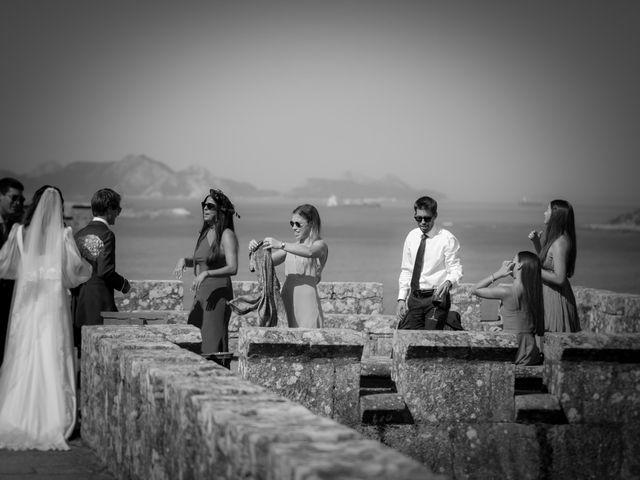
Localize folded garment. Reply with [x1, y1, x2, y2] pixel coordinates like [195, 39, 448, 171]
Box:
[227, 246, 288, 327]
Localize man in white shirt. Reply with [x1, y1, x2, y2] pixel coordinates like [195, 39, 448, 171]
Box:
[396, 196, 463, 329]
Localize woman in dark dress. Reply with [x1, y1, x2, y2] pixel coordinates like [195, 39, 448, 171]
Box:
[528, 199, 580, 332]
[174, 189, 239, 356]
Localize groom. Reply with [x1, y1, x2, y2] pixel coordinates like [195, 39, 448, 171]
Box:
[71, 188, 131, 350]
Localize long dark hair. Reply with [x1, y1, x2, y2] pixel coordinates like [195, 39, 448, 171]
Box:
[518, 251, 544, 336]
[196, 188, 238, 266]
[23, 185, 64, 228]
[539, 199, 576, 278]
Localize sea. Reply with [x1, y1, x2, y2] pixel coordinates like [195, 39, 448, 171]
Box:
[111, 199, 640, 314]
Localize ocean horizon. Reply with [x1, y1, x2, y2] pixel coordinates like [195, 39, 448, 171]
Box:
[111, 199, 640, 314]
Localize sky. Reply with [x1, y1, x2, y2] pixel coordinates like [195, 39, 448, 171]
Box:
[1, 0, 639, 205]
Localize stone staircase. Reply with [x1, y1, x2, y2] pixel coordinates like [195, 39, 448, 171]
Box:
[358, 357, 568, 426]
[513, 364, 567, 424]
[359, 356, 414, 425]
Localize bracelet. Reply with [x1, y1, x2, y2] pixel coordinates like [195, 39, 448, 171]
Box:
[281, 241, 286, 250]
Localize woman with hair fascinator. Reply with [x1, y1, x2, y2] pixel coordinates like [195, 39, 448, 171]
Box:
[0, 185, 92, 450]
[173, 188, 239, 362]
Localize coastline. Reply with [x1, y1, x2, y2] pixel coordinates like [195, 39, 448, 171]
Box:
[586, 223, 640, 233]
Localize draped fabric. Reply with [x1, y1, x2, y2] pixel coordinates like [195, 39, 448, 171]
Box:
[228, 247, 288, 327]
[0, 188, 92, 450]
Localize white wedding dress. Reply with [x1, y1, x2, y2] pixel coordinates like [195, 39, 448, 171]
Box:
[0, 188, 91, 450]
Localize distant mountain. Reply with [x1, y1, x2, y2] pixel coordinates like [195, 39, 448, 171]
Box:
[288, 172, 441, 202]
[587, 208, 640, 232]
[8, 155, 278, 201]
[3, 157, 437, 202]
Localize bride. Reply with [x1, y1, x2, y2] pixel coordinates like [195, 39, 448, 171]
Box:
[0, 185, 91, 450]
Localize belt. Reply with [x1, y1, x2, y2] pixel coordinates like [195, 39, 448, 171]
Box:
[412, 289, 435, 298]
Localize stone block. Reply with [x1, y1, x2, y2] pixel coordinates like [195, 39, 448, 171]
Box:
[546, 424, 640, 480]
[265, 438, 443, 480]
[116, 279, 183, 311]
[81, 325, 438, 480]
[238, 327, 365, 427]
[543, 332, 640, 424]
[392, 331, 519, 423]
[379, 423, 540, 480]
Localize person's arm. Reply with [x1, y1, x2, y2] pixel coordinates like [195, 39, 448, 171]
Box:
[250, 238, 286, 266]
[541, 237, 570, 286]
[98, 230, 130, 293]
[62, 226, 92, 288]
[0, 224, 21, 280]
[396, 235, 412, 320]
[173, 256, 194, 279]
[264, 237, 328, 260]
[436, 234, 463, 297]
[471, 260, 514, 300]
[528, 230, 542, 254]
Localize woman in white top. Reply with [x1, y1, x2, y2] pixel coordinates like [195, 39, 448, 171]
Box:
[249, 204, 328, 328]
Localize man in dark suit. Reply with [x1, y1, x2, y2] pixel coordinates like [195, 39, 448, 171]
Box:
[0, 177, 25, 366]
[71, 188, 131, 350]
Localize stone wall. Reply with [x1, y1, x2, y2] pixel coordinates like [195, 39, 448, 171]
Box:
[574, 287, 640, 333]
[113, 280, 640, 335]
[80, 325, 443, 480]
[238, 327, 366, 428]
[374, 330, 640, 479]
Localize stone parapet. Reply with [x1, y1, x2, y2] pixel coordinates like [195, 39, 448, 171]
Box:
[116, 280, 184, 311]
[238, 327, 366, 428]
[574, 287, 640, 333]
[543, 332, 640, 424]
[113, 280, 640, 334]
[392, 330, 519, 424]
[81, 325, 439, 480]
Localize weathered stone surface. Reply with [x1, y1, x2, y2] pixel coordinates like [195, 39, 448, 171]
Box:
[574, 287, 640, 333]
[361, 423, 540, 480]
[231, 280, 384, 316]
[543, 332, 640, 424]
[360, 393, 413, 425]
[515, 393, 565, 424]
[101, 309, 189, 325]
[265, 439, 445, 480]
[392, 331, 519, 423]
[546, 424, 640, 480]
[116, 280, 184, 311]
[81, 325, 438, 480]
[238, 327, 365, 427]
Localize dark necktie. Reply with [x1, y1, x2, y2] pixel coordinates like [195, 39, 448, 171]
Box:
[410, 234, 427, 292]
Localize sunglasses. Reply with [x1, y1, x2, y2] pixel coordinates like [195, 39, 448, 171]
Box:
[8, 195, 25, 203]
[289, 221, 306, 228]
[414, 216, 433, 223]
[201, 202, 217, 210]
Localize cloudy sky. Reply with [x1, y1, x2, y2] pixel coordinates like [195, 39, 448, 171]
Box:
[1, 0, 639, 205]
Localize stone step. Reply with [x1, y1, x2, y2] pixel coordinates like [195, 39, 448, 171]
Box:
[514, 364, 546, 394]
[359, 386, 396, 397]
[360, 393, 414, 425]
[515, 393, 567, 424]
[361, 356, 393, 377]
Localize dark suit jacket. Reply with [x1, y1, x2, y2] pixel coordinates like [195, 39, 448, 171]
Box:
[0, 219, 16, 366]
[71, 220, 127, 327]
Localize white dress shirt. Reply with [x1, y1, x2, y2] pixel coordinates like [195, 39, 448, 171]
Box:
[397, 224, 463, 301]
